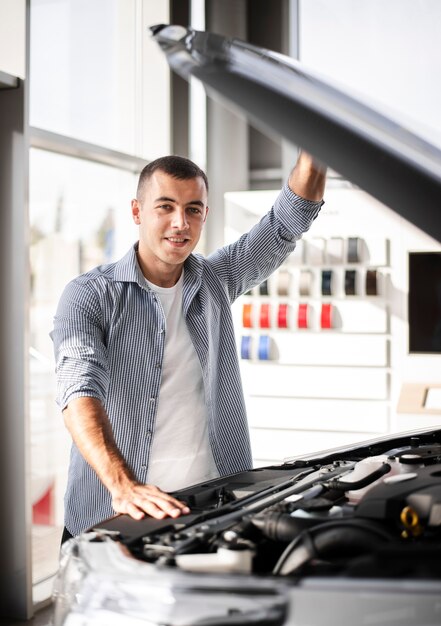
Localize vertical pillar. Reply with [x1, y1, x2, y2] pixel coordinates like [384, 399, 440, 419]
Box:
[282, 0, 300, 180]
[0, 75, 32, 619]
[205, 0, 249, 254]
[171, 0, 190, 157]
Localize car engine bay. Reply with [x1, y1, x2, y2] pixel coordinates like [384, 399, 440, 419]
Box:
[94, 430, 441, 582]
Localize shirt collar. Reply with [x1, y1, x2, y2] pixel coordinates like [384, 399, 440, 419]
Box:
[113, 243, 146, 287]
[113, 243, 204, 294]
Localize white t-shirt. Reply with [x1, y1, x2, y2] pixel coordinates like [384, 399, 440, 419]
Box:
[145, 270, 219, 491]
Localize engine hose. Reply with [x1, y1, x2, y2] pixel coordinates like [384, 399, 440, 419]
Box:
[324, 462, 391, 491]
[273, 519, 393, 576]
[251, 512, 318, 543]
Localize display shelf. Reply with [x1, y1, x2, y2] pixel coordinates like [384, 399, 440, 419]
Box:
[225, 183, 441, 468]
[236, 234, 392, 461]
[246, 397, 389, 433]
[243, 362, 389, 400]
[226, 191, 398, 466]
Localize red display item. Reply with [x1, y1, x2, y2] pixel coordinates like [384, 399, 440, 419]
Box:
[298, 303, 308, 329]
[242, 303, 253, 328]
[277, 303, 289, 328]
[33, 483, 55, 526]
[259, 303, 271, 328]
[321, 303, 332, 329]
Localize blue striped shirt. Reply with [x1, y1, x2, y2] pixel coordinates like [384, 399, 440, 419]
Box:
[51, 183, 322, 535]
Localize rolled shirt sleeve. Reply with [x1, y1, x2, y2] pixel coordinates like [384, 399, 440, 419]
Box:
[208, 183, 323, 302]
[50, 278, 110, 410]
[272, 183, 323, 242]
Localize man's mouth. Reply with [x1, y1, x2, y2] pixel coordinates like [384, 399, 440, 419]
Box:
[165, 236, 190, 246]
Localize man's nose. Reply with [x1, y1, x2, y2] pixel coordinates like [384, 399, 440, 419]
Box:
[172, 209, 189, 230]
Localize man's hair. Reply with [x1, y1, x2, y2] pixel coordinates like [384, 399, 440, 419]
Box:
[136, 155, 209, 199]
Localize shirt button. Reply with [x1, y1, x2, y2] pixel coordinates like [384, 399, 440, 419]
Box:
[149, 397, 156, 403]
[146, 430, 152, 437]
[158, 328, 164, 334]
[155, 363, 161, 369]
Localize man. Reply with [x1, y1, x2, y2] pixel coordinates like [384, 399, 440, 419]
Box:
[52, 151, 326, 540]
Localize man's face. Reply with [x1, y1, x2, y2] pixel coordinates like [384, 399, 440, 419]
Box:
[131, 170, 209, 284]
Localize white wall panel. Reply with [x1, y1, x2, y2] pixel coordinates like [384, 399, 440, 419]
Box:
[243, 363, 388, 400]
[273, 334, 388, 366]
[332, 301, 388, 333]
[393, 414, 441, 433]
[250, 429, 378, 464]
[247, 397, 389, 433]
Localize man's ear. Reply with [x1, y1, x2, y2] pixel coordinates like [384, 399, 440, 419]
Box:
[203, 206, 210, 223]
[131, 199, 141, 225]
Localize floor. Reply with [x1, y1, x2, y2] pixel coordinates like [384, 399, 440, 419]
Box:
[0, 525, 62, 625]
[0, 603, 54, 626]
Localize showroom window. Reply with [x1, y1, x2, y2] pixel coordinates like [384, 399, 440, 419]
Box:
[29, 0, 171, 604]
[30, 0, 137, 153]
[29, 149, 137, 596]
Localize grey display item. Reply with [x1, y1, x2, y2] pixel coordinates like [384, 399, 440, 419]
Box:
[52, 25, 441, 626]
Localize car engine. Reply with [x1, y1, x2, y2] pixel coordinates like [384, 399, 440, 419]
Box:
[53, 431, 441, 626]
[100, 433, 441, 582]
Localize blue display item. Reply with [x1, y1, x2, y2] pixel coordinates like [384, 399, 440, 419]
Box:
[240, 335, 252, 360]
[258, 335, 271, 360]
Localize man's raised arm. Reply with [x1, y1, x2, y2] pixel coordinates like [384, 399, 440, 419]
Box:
[288, 151, 327, 202]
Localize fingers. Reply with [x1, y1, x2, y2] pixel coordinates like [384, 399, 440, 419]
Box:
[298, 150, 326, 172]
[289, 151, 327, 201]
[125, 502, 146, 520]
[137, 484, 191, 517]
[112, 483, 191, 521]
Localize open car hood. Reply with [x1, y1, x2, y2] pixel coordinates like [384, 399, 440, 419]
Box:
[151, 24, 441, 242]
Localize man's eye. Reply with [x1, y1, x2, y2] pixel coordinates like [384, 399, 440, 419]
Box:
[158, 204, 172, 210]
[189, 207, 202, 214]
